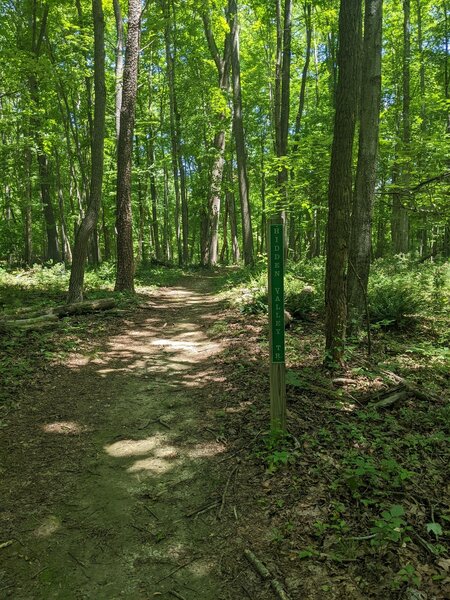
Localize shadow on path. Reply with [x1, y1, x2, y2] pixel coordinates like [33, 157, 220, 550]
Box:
[1, 274, 241, 600]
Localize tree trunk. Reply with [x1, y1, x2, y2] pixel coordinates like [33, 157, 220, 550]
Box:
[229, 0, 253, 265]
[347, 0, 382, 331]
[24, 148, 33, 265]
[28, 3, 60, 263]
[55, 150, 72, 263]
[324, 0, 362, 365]
[392, 0, 410, 253]
[220, 197, 229, 263]
[163, 2, 182, 265]
[67, 0, 106, 303]
[113, 0, 124, 140]
[146, 124, 161, 260]
[115, 0, 141, 292]
[274, 0, 292, 218]
[202, 11, 231, 266]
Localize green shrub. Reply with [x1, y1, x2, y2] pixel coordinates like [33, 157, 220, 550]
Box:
[368, 276, 424, 327]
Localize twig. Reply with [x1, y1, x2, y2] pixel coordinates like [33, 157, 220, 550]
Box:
[244, 549, 292, 600]
[143, 505, 159, 520]
[348, 533, 376, 541]
[68, 551, 89, 574]
[218, 465, 239, 518]
[244, 549, 270, 579]
[241, 584, 255, 599]
[154, 556, 199, 585]
[169, 591, 187, 600]
[185, 501, 219, 518]
[32, 566, 49, 579]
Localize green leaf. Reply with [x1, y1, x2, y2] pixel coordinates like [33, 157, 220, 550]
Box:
[426, 522, 443, 537]
[389, 505, 405, 517]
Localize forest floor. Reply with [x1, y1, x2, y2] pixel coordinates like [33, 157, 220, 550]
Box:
[1, 269, 449, 599]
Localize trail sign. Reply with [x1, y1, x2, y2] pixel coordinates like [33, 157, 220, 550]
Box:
[269, 223, 285, 363]
[268, 217, 286, 432]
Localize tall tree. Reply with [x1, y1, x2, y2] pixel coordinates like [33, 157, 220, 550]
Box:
[115, 0, 142, 292]
[274, 0, 292, 217]
[29, 2, 60, 263]
[324, 0, 362, 365]
[391, 0, 410, 253]
[228, 0, 253, 266]
[67, 0, 106, 303]
[163, 0, 188, 265]
[347, 0, 383, 330]
[113, 0, 124, 140]
[202, 10, 231, 266]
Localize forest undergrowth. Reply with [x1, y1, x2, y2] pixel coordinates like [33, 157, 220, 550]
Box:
[0, 259, 449, 599]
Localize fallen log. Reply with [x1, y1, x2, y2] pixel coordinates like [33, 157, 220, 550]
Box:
[370, 387, 410, 409]
[51, 298, 116, 317]
[380, 369, 442, 403]
[1, 298, 117, 332]
[4, 314, 59, 330]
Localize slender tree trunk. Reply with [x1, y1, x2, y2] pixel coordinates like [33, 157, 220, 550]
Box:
[202, 11, 231, 266]
[113, 0, 124, 140]
[24, 148, 33, 265]
[102, 204, 111, 261]
[163, 3, 182, 265]
[229, 0, 253, 265]
[324, 0, 362, 365]
[67, 0, 106, 302]
[28, 4, 60, 263]
[347, 0, 383, 331]
[135, 137, 146, 263]
[115, 0, 141, 292]
[274, 0, 292, 218]
[163, 162, 171, 262]
[226, 161, 240, 263]
[55, 150, 72, 263]
[147, 124, 161, 260]
[392, 0, 410, 253]
[260, 139, 267, 254]
[220, 198, 229, 263]
[75, 0, 94, 149]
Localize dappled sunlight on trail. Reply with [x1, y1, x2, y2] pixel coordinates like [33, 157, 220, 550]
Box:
[1, 275, 238, 600]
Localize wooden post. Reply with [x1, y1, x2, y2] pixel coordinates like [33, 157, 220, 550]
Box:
[268, 216, 286, 432]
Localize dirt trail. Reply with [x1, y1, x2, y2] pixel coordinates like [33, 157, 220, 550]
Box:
[1, 274, 240, 600]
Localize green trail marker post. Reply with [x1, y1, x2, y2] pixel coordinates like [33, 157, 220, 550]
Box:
[268, 216, 286, 432]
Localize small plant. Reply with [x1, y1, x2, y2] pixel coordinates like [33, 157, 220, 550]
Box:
[256, 429, 298, 473]
[370, 505, 411, 546]
[392, 564, 421, 590]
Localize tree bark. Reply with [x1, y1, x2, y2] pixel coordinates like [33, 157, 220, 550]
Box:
[67, 0, 106, 303]
[202, 11, 231, 266]
[274, 0, 292, 218]
[347, 0, 382, 330]
[392, 0, 410, 253]
[115, 0, 142, 292]
[29, 3, 60, 263]
[163, 0, 188, 265]
[324, 0, 362, 365]
[113, 0, 124, 140]
[229, 0, 253, 265]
